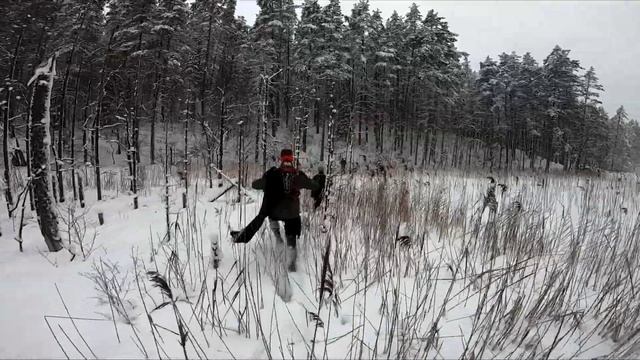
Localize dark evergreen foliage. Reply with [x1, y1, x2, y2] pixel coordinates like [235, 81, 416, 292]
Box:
[1, 0, 639, 181]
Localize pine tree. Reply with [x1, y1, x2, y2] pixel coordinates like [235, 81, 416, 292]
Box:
[540, 45, 580, 171]
[2, 0, 61, 213]
[317, 0, 350, 81]
[518, 52, 543, 168]
[47, 0, 106, 203]
[149, 0, 189, 164]
[367, 8, 387, 152]
[107, 0, 157, 163]
[254, 0, 296, 134]
[575, 66, 604, 170]
[628, 120, 640, 170]
[421, 9, 460, 166]
[455, 53, 480, 168]
[610, 106, 630, 171]
[496, 52, 522, 168]
[398, 3, 423, 155]
[212, 0, 246, 184]
[477, 56, 500, 168]
[295, 0, 324, 150]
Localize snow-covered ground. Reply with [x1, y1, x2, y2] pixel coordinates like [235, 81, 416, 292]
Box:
[1, 165, 639, 359]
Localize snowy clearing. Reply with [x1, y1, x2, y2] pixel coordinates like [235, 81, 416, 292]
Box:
[1, 168, 637, 359]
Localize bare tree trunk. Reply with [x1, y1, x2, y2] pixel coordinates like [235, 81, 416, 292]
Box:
[3, 104, 13, 215]
[314, 98, 320, 134]
[132, 34, 144, 165]
[530, 137, 536, 170]
[237, 120, 245, 204]
[217, 90, 225, 187]
[284, 29, 291, 128]
[261, 75, 268, 172]
[358, 115, 362, 146]
[421, 129, 428, 167]
[82, 80, 91, 165]
[451, 134, 458, 168]
[3, 29, 24, 215]
[94, 102, 102, 201]
[505, 139, 510, 171]
[439, 129, 445, 167]
[323, 82, 337, 214]
[130, 33, 144, 202]
[467, 138, 473, 169]
[365, 122, 369, 145]
[255, 110, 260, 163]
[414, 127, 420, 166]
[294, 105, 302, 166]
[202, 10, 214, 187]
[124, 98, 138, 209]
[55, 12, 89, 204]
[94, 30, 117, 201]
[182, 98, 189, 209]
[26, 123, 34, 211]
[544, 115, 552, 173]
[409, 124, 414, 159]
[320, 108, 326, 161]
[380, 118, 385, 154]
[70, 59, 83, 202]
[56, 53, 76, 204]
[150, 65, 160, 165]
[29, 57, 63, 252]
[163, 105, 170, 242]
[302, 109, 308, 152]
[521, 136, 526, 171]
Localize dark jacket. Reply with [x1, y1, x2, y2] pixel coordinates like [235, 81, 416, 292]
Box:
[252, 166, 319, 220]
[311, 173, 326, 209]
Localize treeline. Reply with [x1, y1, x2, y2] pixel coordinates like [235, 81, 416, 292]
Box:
[1, 0, 639, 207]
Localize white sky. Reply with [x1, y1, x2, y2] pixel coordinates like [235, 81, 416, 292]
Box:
[236, 0, 640, 120]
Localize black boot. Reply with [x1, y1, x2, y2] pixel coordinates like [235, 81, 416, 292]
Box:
[286, 246, 297, 272]
[286, 234, 297, 271]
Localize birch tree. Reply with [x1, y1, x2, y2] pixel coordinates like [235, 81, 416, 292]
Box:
[29, 57, 63, 252]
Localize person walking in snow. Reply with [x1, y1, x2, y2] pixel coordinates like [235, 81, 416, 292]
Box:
[340, 158, 347, 173]
[232, 149, 320, 272]
[311, 166, 326, 210]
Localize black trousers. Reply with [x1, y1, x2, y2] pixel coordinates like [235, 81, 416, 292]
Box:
[269, 217, 301, 247]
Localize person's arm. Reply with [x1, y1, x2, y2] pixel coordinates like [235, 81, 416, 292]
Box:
[253, 167, 278, 189]
[318, 174, 326, 189]
[311, 174, 322, 196]
[299, 171, 320, 191]
[252, 174, 267, 189]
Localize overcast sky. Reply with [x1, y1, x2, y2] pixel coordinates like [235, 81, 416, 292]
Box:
[236, 0, 640, 120]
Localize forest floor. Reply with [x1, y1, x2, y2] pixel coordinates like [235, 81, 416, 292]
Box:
[1, 162, 639, 359]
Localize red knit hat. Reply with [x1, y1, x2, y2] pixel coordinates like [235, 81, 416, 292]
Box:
[280, 149, 294, 163]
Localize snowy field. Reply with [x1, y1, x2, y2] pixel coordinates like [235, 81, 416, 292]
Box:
[1, 166, 640, 359]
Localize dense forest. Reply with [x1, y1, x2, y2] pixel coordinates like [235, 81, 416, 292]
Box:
[4, 3, 640, 358]
[1, 0, 639, 208]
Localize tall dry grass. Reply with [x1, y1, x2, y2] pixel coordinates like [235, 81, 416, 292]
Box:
[47, 163, 640, 359]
